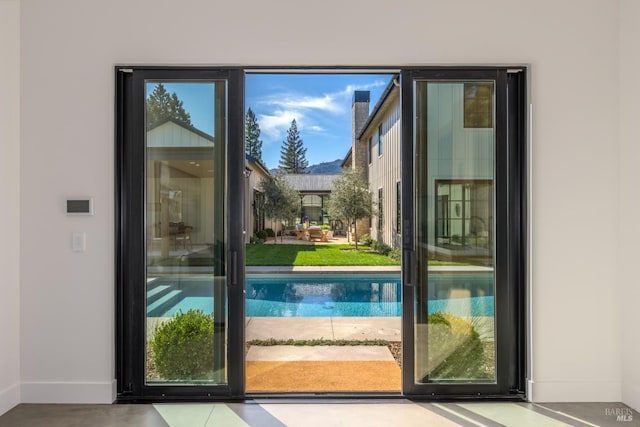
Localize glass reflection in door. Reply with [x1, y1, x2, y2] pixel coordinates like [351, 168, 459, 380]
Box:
[144, 81, 227, 385]
[414, 81, 496, 383]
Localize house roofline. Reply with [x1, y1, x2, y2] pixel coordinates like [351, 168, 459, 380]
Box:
[356, 75, 399, 140]
[246, 153, 270, 176]
[147, 117, 214, 142]
[340, 148, 352, 168]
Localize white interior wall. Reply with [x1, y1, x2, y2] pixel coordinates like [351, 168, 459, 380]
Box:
[0, 0, 22, 415]
[619, 0, 640, 412]
[14, 0, 628, 409]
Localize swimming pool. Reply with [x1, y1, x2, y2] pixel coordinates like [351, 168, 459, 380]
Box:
[146, 273, 494, 318]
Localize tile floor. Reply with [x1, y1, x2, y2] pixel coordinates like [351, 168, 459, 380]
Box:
[1, 401, 638, 427]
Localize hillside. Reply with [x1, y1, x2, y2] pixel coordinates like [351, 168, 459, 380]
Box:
[306, 159, 342, 174]
[269, 159, 343, 175]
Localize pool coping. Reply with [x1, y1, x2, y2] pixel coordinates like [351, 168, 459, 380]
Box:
[246, 265, 492, 273]
[246, 266, 401, 274]
[148, 265, 493, 275]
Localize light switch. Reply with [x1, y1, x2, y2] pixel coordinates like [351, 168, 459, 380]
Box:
[72, 232, 86, 252]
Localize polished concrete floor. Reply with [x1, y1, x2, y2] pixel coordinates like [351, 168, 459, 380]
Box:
[1, 401, 638, 427]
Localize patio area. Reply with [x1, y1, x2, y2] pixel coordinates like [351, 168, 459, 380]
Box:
[264, 233, 351, 245]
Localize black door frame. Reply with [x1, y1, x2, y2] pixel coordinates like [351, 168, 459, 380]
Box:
[115, 66, 526, 401]
[116, 67, 245, 400]
[400, 68, 527, 398]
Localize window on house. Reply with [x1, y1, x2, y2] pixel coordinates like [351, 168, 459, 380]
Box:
[435, 179, 493, 248]
[368, 137, 373, 165]
[464, 82, 494, 128]
[301, 194, 323, 224]
[378, 124, 383, 156]
[253, 190, 265, 232]
[396, 181, 401, 234]
[377, 188, 383, 231]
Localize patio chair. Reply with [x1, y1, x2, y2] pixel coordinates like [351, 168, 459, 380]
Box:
[294, 224, 306, 240]
[307, 227, 323, 241]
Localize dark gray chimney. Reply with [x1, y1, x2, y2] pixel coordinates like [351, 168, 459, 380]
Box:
[352, 91, 370, 138]
[351, 91, 370, 172]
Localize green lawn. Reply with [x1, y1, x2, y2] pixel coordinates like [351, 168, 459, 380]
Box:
[245, 244, 400, 266]
[149, 244, 468, 267]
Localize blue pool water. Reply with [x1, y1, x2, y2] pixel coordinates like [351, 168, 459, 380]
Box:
[146, 273, 494, 318]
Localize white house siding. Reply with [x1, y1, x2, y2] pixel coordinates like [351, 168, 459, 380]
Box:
[424, 83, 494, 251]
[364, 91, 401, 248]
[146, 122, 214, 148]
[244, 162, 273, 242]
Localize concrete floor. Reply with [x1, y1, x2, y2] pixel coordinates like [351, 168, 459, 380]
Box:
[1, 401, 638, 427]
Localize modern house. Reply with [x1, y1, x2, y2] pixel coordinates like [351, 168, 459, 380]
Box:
[2, 0, 640, 422]
[343, 83, 402, 248]
[283, 174, 340, 227]
[144, 117, 272, 246]
[244, 153, 271, 243]
[347, 79, 494, 263]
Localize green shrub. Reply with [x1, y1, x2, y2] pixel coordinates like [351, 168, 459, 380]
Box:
[250, 236, 264, 244]
[359, 233, 373, 246]
[371, 240, 392, 256]
[320, 224, 331, 230]
[151, 309, 215, 380]
[388, 248, 401, 262]
[255, 230, 267, 240]
[264, 228, 275, 238]
[425, 312, 485, 379]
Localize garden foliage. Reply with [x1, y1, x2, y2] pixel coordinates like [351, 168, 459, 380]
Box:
[151, 309, 215, 380]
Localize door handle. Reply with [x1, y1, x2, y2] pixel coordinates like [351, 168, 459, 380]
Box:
[403, 250, 415, 287]
[230, 251, 237, 286]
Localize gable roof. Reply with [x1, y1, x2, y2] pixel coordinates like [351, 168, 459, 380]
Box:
[147, 117, 214, 142]
[283, 174, 340, 192]
[357, 75, 399, 140]
[246, 153, 271, 176]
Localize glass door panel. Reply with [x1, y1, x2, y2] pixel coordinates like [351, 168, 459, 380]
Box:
[402, 68, 525, 397]
[414, 81, 496, 384]
[144, 81, 228, 385]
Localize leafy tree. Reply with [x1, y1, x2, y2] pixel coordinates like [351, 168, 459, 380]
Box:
[245, 108, 263, 160]
[259, 173, 300, 243]
[278, 119, 309, 173]
[327, 168, 373, 249]
[146, 83, 192, 126]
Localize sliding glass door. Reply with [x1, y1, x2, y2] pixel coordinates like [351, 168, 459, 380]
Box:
[117, 68, 245, 399]
[401, 68, 526, 397]
[116, 66, 525, 400]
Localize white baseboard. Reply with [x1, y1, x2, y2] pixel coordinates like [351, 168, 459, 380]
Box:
[529, 379, 621, 402]
[0, 382, 20, 416]
[622, 382, 640, 412]
[21, 381, 115, 404]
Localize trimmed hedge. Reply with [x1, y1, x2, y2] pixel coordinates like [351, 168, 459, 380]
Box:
[151, 309, 215, 380]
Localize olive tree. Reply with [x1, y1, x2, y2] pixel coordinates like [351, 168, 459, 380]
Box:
[327, 168, 372, 249]
[260, 173, 300, 243]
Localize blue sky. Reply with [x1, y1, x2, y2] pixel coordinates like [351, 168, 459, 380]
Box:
[149, 73, 393, 169]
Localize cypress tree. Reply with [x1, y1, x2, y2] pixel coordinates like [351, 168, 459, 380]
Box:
[278, 119, 309, 173]
[245, 108, 263, 160]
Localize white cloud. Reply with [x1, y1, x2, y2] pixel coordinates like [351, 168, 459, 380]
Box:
[258, 109, 302, 143]
[337, 80, 389, 98]
[254, 77, 391, 146]
[280, 94, 342, 114]
[262, 92, 342, 115]
[261, 79, 388, 116]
